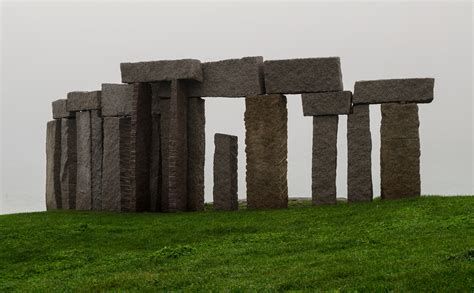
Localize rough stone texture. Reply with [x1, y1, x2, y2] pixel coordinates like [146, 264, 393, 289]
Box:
[213, 133, 238, 211]
[101, 83, 133, 117]
[67, 91, 101, 112]
[102, 117, 132, 212]
[159, 99, 170, 211]
[245, 94, 288, 209]
[91, 110, 103, 211]
[129, 83, 152, 212]
[187, 98, 205, 211]
[52, 99, 75, 119]
[76, 111, 92, 210]
[381, 103, 421, 199]
[151, 83, 163, 113]
[347, 105, 373, 202]
[46, 120, 62, 210]
[121, 59, 203, 83]
[263, 58, 343, 94]
[60, 118, 76, 209]
[150, 113, 161, 212]
[302, 91, 352, 116]
[312, 116, 338, 205]
[119, 117, 132, 211]
[353, 78, 434, 104]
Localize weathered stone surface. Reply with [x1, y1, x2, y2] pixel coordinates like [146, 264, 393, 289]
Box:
[245, 94, 288, 209]
[347, 105, 373, 202]
[129, 83, 152, 212]
[46, 120, 61, 210]
[353, 78, 434, 104]
[213, 133, 238, 211]
[151, 83, 163, 114]
[302, 91, 352, 116]
[187, 98, 205, 211]
[101, 83, 133, 117]
[263, 57, 343, 94]
[150, 113, 161, 212]
[381, 103, 420, 199]
[67, 91, 101, 111]
[160, 99, 170, 211]
[121, 59, 203, 83]
[52, 99, 75, 119]
[312, 116, 338, 205]
[91, 110, 103, 211]
[76, 111, 92, 210]
[60, 118, 76, 209]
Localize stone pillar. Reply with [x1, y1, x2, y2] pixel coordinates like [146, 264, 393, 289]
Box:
[46, 120, 62, 210]
[381, 103, 420, 199]
[129, 83, 152, 212]
[60, 118, 76, 209]
[76, 111, 92, 210]
[91, 110, 103, 211]
[347, 105, 373, 202]
[213, 133, 238, 211]
[312, 116, 338, 205]
[159, 98, 170, 211]
[187, 97, 205, 211]
[245, 94, 288, 209]
[150, 111, 161, 212]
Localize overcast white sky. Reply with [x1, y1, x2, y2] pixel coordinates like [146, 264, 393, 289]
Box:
[1, 1, 473, 214]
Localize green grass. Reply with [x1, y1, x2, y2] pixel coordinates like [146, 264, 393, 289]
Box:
[0, 196, 473, 291]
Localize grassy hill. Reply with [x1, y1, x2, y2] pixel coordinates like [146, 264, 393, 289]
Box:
[0, 196, 473, 291]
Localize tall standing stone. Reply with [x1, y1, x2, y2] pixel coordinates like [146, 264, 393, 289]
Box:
[60, 118, 76, 209]
[245, 94, 288, 209]
[160, 98, 171, 211]
[213, 133, 238, 211]
[76, 111, 92, 210]
[91, 110, 103, 210]
[312, 116, 338, 205]
[347, 105, 373, 202]
[46, 120, 61, 210]
[381, 103, 420, 199]
[187, 97, 205, 211]
[150, 112, 161, 212]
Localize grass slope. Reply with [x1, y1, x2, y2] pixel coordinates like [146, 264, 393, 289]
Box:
[0, 196, 473, 291]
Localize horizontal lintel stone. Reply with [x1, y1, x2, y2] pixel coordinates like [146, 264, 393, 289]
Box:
[101, 83, 134, 117]
[52, 99, 75, 119]
[353, 78, 434, 104]
[302, 91, 352, 116]
[67, 91, 101, 112]
[120, 59, 203, 83]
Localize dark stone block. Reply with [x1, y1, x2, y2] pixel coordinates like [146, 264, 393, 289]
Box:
[91, 110, 103, 211]
[52, 99, 75, 119]
[67, 91, 101, 112]
[101, 83, 133, 117]
[312, 116, 338, 205]
[60, 118, 76, 209]
[263, 58, 343, 94]
[46, 120, 61, 210]
[150, 113, 161, 212]
[353, 78, 434, 104]
[347, 105, 373, 202]
[121, 59, 203, 83]
[302, 91, 352, 116]
[159, 98, 170, 211]
[76, 111, 92, 210]
[213, 133, 238, 211]
[245, 94, 288, 209]
[187, 98, 205, 211]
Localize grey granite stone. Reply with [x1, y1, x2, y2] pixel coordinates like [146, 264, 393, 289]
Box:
[46, 120, 62, 210]
[187, 98, 205, 211]
[91, 110, 103, 211]
[101, 83, 133, 117]
[353, 78, 434, 104]
[76, 111, 92, 210]
[150, 113, 161, 212]
[213, 133, 238, 211]
[347, 105, 373, 202]
[67, 91, 101, 111]
[60, 118, 76, 209]
[245, 94, 288, 209]
[312, 116, 338, 205]
[302, 91, 352, 116]
[52, 99, 75, 119]
[263, 57, 343, 94]
[381, 103, 420, 199]
[121, 59, 203, 83]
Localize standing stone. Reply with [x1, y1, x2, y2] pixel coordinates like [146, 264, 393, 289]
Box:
[187, 98, 205, 211]
[150, 112, 161, 212]
[91, 110, 103, 210]
[312, 116, 338, 205]
[245, 94, 288, 209]
[76, 111, 92, 210]
[46, 120, 61, 210]
[160, 98, 171, 211]
[213, 133, 238, 211]
[347, 105, 373, 202]
[60, 118, 76, 209]
[381, 103, 421, 199]
[129, 83, 152, 212]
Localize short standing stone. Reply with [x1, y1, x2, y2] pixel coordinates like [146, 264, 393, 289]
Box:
[381, 103, 421, 199]
[60, 118, 76, 209]
[76, 111, 92, 210]
[120, 59, 203, 83]
[46, 120, 62, 210]
[245, 94, 288, 209]
[101, 83, 133, 117]
[312, 116, 338, 205]
[150, 112, 161, 212]
[187, 97, 205, 211]
[91, 110, 103, 210]
[347, 105, 373, 202]
[67, 91, 101, 112]
[302, 91, 352, 116]
[52, 99, 75, 119]
[213, 133, 238, 211]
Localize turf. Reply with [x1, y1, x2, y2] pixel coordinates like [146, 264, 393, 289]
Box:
[0, 196, 473, 291]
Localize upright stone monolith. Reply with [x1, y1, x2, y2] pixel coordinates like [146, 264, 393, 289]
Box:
[187, 97, 205, 211]
[60, 118, 76, 209]
[213, 133, 238, 211]
[46, 120, 62, 210]
[150, 111, 161, 212]
[245, 94, 288, 209]
[91, 110, 103, 210]
[76, 111, 92, 210]
[159, 98, 170, 211]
